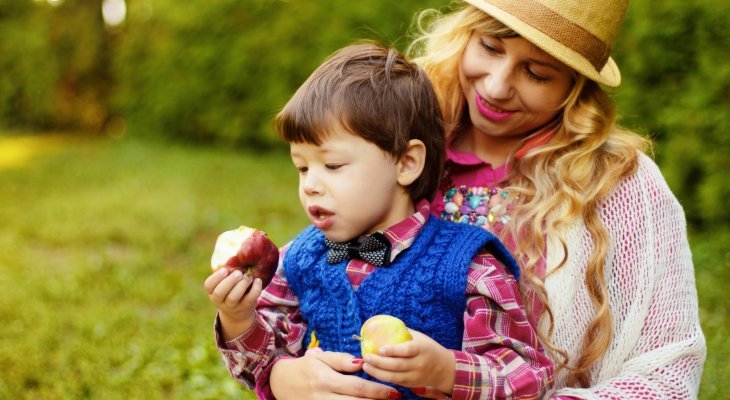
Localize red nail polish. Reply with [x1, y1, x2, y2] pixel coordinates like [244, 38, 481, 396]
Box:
[387, 390, 402, 399]
[351, 358, 364, 365]
[411, 387, 426, 395]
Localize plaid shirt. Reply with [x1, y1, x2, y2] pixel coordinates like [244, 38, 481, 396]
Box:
[214, 200, 555, 399]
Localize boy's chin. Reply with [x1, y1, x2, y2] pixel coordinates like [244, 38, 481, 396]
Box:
[321, 229, 360, 244]
[322, 233, 352, 243]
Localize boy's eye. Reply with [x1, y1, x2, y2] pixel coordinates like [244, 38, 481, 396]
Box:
[325, 164, 343, 170]
[297, 166, 308, 174]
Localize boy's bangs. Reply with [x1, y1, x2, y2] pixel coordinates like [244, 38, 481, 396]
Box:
[277, 98, 337, 145]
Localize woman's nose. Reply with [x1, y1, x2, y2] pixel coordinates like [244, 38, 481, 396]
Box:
[482, 64, 514, 100]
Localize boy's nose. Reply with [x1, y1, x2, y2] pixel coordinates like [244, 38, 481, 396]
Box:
[301, 172, 322, 195]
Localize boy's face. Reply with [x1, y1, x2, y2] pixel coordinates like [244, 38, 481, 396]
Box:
[290, 126, 412, 243]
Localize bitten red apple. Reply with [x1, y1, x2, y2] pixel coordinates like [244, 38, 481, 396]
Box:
[211, 226, 279, 289]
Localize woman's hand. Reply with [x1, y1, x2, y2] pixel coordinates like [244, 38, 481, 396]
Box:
[270, 348, 402, 400]
[361, 330, 456, 395]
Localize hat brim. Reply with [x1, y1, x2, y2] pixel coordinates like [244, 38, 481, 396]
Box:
[464, 0, 621, 87]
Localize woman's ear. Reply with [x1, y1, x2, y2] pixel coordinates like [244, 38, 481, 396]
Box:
[397, 139, 426, 187]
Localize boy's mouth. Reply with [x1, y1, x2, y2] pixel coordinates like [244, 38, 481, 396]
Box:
[308, 206, 334, 229]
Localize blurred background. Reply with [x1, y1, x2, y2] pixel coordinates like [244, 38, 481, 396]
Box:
[0, 0, 727, 398]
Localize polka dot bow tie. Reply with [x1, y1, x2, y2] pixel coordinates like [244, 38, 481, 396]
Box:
[324, 232, 392, 267]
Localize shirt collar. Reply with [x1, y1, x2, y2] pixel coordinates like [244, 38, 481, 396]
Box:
[379, 199, 431, 263]
[446, 122, 559, 167]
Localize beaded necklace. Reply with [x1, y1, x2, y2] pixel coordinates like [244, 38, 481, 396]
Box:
[436, 160, 511, 229]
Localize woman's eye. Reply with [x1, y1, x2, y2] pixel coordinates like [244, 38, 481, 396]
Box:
[525, 67, 550, 83]
[479, 39, 499, 54]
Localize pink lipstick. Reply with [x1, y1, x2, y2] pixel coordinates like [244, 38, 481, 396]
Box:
[475, 93, 514, 121]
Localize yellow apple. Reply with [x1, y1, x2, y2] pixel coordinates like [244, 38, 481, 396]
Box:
[356, 315, 412, 357]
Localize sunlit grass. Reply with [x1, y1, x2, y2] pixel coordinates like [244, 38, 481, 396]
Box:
[0, 134, 726, 399]
[0, 135, 307, 399]
[0, 133, 80, 170]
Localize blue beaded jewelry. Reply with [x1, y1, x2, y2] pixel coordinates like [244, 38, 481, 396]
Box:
[437, 162, 511, 228]
[440, 185, 510, 227]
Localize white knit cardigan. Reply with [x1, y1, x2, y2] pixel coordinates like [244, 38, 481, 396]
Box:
[544, 153, 706, 399]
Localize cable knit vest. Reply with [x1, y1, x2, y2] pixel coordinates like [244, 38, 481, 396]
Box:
[283, 216, 519, 397]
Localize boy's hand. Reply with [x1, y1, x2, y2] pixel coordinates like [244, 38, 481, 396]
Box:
[203, 267, 263, 341]
[361, 330, 456, 395]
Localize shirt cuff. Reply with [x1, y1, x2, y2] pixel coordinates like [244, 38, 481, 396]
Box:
[254, 355, 296, 400]
[449, 350, 480, 400]
[214, 312, 271, 353]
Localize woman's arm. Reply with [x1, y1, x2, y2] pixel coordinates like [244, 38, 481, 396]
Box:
[551, 156, 706, 399]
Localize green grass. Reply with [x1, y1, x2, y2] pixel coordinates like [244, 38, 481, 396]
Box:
[0, 135, 727, 399]
[0, 136, 308, 399]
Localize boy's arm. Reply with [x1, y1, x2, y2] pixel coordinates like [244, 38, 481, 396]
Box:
[359, 251, 554, 399]
[213, 244, 308, 390]
[449, 251, 554, 400]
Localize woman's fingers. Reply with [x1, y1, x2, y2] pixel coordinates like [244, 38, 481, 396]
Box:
[304, 346, 324, 355]
[311, 351, 401, 399]
[312, 350, 365, 374]
[272, 352, 401, 400]
[331, 374, 402, 399]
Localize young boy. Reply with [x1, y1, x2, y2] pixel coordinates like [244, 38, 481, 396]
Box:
[204, 42, 553, 399]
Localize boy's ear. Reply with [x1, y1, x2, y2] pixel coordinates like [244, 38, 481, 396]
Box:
[397, 139, 426, 187]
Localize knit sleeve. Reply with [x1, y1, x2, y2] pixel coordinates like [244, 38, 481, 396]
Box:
[551, 154, 706, 399]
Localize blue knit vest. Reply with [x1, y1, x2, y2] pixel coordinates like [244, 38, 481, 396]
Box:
[283, 216, 519, 398]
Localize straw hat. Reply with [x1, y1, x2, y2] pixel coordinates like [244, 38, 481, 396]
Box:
[463, 0, 628, 87]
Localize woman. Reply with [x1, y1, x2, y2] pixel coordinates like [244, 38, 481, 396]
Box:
[243, 0, 706, 398]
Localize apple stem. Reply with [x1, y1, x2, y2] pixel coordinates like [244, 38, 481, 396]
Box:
[352, 334, 362, 342]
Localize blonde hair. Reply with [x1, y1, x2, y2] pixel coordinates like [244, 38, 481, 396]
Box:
[408, 4, 651, 387]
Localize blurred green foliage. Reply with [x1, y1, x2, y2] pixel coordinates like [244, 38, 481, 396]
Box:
[613, 0, 730, 230]
[112, 0, 444, 147]
[1, 0, 727, 228]
[0, 0, 111, 130]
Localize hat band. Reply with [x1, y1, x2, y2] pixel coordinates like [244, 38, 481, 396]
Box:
[484, 0, 610, 70]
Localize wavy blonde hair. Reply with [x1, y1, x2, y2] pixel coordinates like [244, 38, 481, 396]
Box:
[408, 4, 650, 387]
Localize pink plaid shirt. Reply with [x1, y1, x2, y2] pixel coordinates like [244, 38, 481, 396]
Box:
[214, 200, 554, 399]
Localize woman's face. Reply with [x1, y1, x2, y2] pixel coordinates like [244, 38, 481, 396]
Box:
[459, 32, 574, 140]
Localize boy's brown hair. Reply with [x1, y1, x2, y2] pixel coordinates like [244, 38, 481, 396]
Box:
[275, 42, 445, 202]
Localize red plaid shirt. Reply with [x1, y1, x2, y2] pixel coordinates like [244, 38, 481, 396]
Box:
[214, 201, 554, 399]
